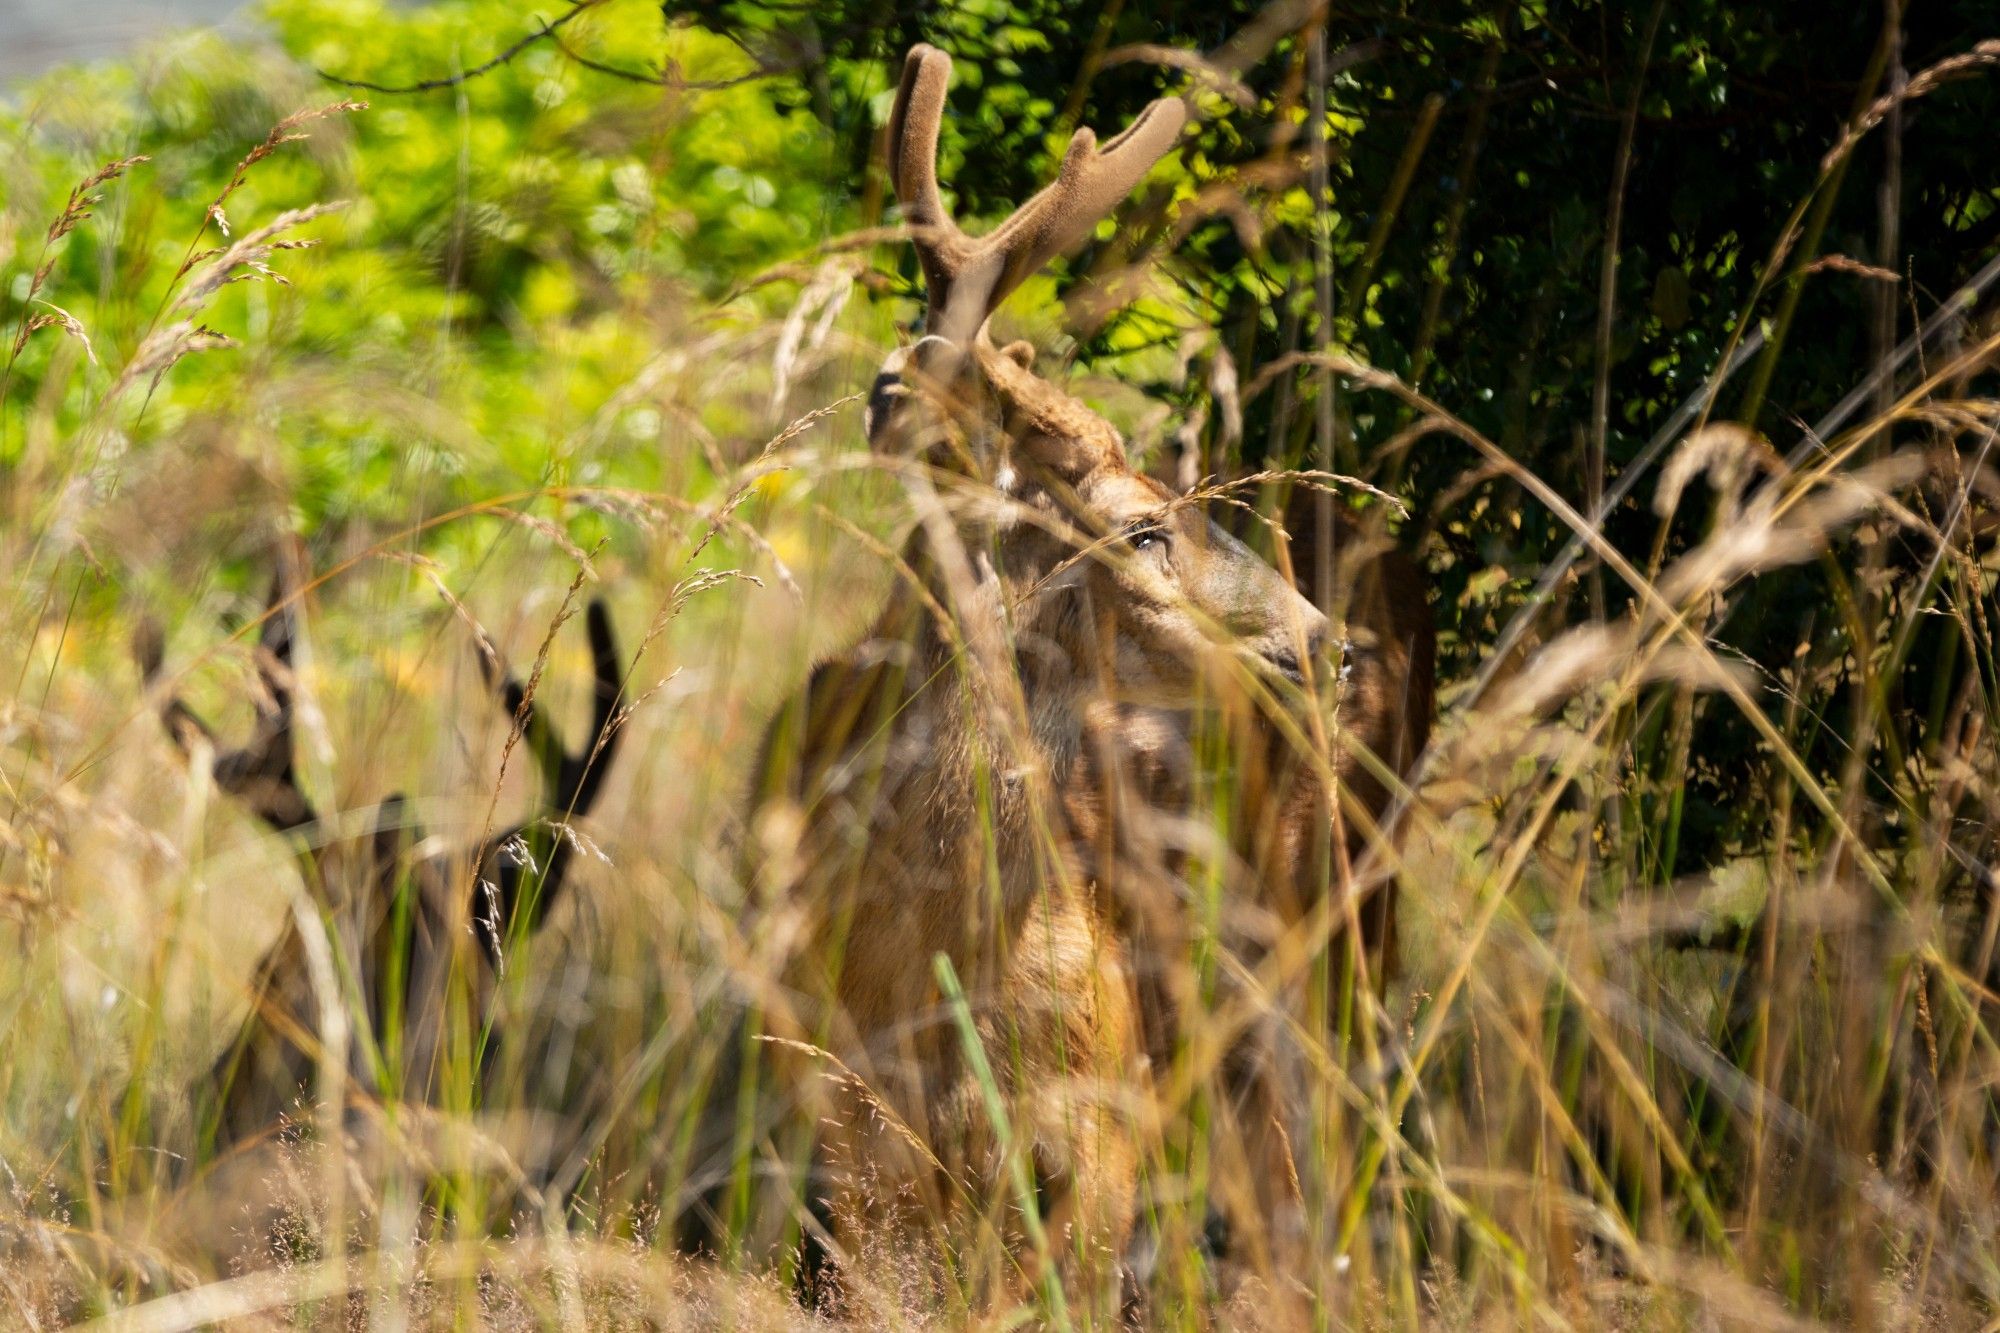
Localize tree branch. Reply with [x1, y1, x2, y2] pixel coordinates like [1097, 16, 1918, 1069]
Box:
[318, 3, 607, 95]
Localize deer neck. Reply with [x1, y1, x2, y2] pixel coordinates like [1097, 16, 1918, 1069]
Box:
[861, 483, 1108, 841]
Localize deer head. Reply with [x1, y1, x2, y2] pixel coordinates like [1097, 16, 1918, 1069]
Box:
[869, 44, 1328, 696]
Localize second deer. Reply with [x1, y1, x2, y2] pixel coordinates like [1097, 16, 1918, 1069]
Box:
[143, 575, 626, 1172]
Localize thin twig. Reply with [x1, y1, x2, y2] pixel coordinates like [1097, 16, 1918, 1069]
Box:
[319, 3, 606, 94]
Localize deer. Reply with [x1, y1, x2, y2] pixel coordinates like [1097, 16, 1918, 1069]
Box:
[696, 42, 1352, 1313]
[140, 571, 626, 1167]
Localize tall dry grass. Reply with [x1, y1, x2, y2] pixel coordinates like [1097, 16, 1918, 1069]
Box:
[1, 14, 1998, 1333]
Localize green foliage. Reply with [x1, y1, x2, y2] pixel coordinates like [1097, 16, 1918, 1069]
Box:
[1, 0, 857, 554]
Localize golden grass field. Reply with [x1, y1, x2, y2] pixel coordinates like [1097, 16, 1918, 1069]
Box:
[3, 6, 2000, 1329]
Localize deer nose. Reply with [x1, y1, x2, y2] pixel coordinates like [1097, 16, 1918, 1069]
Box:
[1261, 613, 1329, 685]
[1303, 619, 1330, 662]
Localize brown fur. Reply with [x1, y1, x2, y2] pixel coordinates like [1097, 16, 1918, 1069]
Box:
[742, 367, 1331, 1291]
[1241, 493, 1435, 959]
[727, 46, 1335, 1302]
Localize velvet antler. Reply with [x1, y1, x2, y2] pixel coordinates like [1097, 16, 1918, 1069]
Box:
[887, 43, 1186, 342]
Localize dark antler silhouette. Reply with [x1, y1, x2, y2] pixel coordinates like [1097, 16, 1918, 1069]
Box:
[470, 598, 623, 967]
[140, 571, 626, 1145]
[136, 576, 318, 835]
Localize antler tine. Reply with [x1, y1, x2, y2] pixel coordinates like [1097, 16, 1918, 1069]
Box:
[887, 46, 956, 245]
[555, 598, 624, 818]
[477, 597, 622, 816]
[886, 43, 1186, 341]
[971, 96, 1186, 322]
[140, 575, 318, 834]
[466, 600, 624, 969]
[887, 45, 971, 331]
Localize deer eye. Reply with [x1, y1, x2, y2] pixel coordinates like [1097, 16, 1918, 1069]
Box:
[1123, 520, 1170, 553]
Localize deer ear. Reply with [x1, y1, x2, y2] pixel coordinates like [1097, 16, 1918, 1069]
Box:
[865, 345, 913, 450]
[866, 336, 964, 456]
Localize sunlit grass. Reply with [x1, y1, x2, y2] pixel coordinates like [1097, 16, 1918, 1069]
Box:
[2, 8, 1998, 1332]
